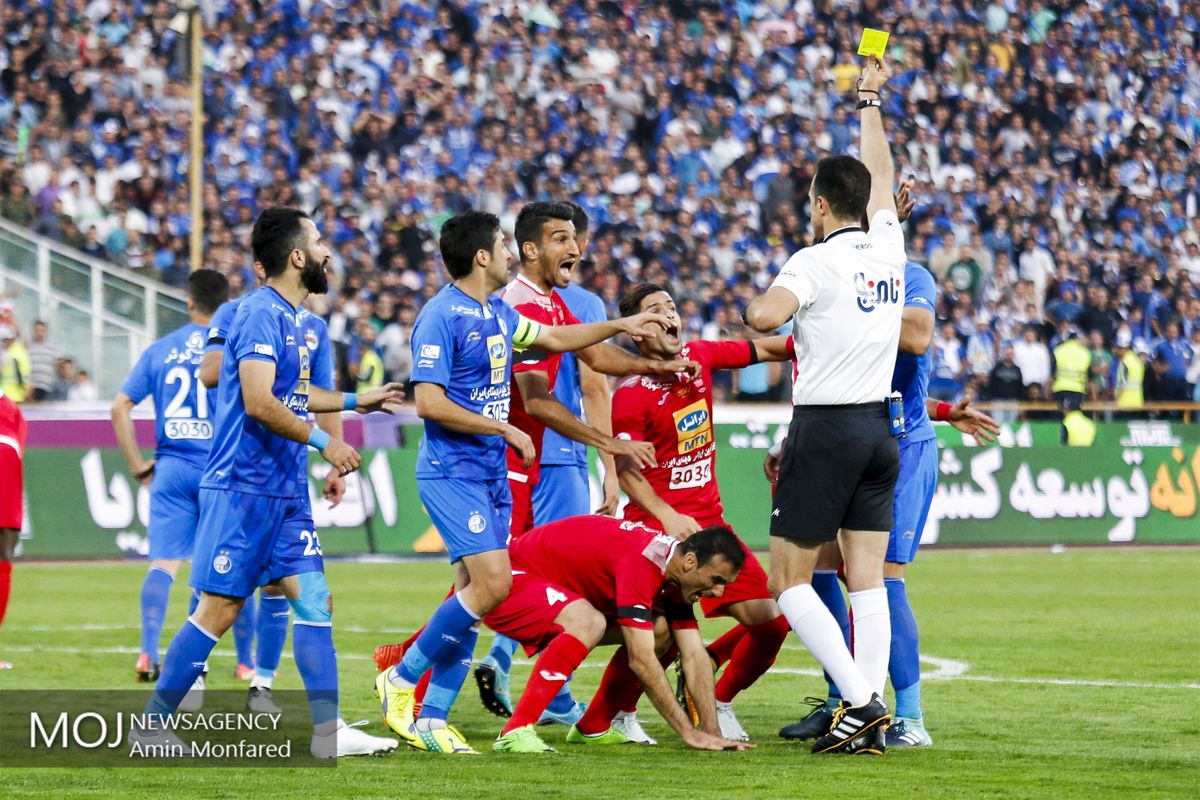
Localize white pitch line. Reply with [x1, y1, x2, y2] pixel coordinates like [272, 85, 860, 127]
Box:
[4, 644, 1196, 691]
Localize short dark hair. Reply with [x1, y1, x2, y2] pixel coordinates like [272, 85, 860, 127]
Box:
[619, 282, 670, 318]
[439, 210, 500, 279]
[514, 201, 575, 256]
[811, 155, 871, 220]
[251, 207, 310, 278]
[188, 269, 230, 315]
[679, 526, 746, 573]
[561, 200, 589, 236]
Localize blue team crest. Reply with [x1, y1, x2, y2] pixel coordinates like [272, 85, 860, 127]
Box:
[305, 329, 319, 350]
[854, 272, 902, 313]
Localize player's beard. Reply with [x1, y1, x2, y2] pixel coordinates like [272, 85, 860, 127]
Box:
[301, 252, 330, 295]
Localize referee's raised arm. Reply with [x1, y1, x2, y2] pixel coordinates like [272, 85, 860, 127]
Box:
[857, 56, 897, 220]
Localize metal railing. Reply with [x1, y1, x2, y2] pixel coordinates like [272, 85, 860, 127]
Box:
[0, 216, 188, 398]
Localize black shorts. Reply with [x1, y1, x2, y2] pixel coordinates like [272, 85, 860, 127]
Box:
[770, 403, 900, 543]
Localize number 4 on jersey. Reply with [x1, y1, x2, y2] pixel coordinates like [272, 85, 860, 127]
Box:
[545, 587, 569, 606]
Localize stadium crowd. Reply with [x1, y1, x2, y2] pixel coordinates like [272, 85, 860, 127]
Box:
[2, 0, 1200, 404]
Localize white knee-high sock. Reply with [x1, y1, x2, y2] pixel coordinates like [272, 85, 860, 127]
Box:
[778, 584, 873, 707]
[849, 587, 891, 697]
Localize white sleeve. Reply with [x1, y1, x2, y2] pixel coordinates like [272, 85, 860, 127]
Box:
[770, 250, 819, 311]
[867, 208, 906, 257]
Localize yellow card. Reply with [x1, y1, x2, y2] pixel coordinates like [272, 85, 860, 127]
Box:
[857, 28, 890, 58]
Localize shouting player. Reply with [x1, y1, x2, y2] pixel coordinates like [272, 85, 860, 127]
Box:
[477, 201, 690, 723]
[136, 208, 403, 758]
[112, 269, 230, 683]
[609, 283, 794, 742]
[485, 516, 751, 753]
[375, 210, 684, 754]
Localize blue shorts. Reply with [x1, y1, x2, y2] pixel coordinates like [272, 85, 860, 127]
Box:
[888, 438, 939, 564]
[418, 477, 511, 563]
[190, 488, 307, 598]
[532, 463, 590, 524]
[147, 457, 204, 561]
[261, 495, 323, 585]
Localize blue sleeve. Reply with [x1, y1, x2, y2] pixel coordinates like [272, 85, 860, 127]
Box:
[904, 262, 936, 312]
[409, 308, 456, 387]
[232, 305, 283, 365]
[205, 301, 235, 353]
[499, 301, 523, 340]
[576, 289, 607, 325]
[313, 320, 334, 390]
[120, 346, 155, 404]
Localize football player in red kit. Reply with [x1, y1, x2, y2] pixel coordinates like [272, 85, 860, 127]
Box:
[0, 387, 28, 669]
[485, 514, 751, 753]
[610, 283, 796, 741]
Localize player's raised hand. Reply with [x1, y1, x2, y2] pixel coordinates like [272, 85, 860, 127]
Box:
[322, 470, 345, 508]
[947, 397, 1000, 443]
[320, 438, 362, 476]
[649, 358, 702, 381]
[662, 510, 702, 540]
[894, 177, 916, 222]
[504, 424, 536, 468]
[604, 437, 657, 469]
[619, 311, 676, 342]
[684, 729, 757, 751]
[355, 382, 406, 414]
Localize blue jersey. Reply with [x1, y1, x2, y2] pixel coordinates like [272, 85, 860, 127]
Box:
[205, 297, 244, 354]
[410, 284, 524, 480]
[120, 323, 213, 467]
[540, 282, 606, 468]
[892, 262, 936, 446]
[201, 286, 313, 498]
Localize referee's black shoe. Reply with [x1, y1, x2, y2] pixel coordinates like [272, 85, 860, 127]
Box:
[779, 697, 834, 740]
[842, 725, 886, 756]
[811, 694, 891, 754]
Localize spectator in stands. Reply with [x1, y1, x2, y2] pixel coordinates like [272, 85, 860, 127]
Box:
[1087, 330, 1114, 401]
[929, 322, 965, 402]
[1012, 325, 1052, 396]
[987, 344, 1025, 419]
[25, 320, 59, 402]
[1153, 321, 1195, 401]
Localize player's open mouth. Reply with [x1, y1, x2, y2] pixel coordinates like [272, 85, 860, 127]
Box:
[558, 260, 576, 279]
[664, 323, 680, 343]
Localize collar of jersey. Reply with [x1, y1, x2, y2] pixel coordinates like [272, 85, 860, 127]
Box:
[513, 272, 551, 296]
[262, 284, 297, 310]
[821, 226, 866, 243]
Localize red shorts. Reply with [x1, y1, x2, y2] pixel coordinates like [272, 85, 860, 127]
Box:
[699, 533, 770, 618]
[483, 571, 581, 653]
[0, 444, 22, 530]
[508, 474, 534, 537]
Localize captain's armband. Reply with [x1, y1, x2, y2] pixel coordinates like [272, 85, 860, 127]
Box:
[512, 315, 543, 351]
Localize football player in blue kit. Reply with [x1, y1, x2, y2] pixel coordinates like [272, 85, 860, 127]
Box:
[375, 209, 684, 754]
[199, 271, 346, 716]
[112, 269, 229, 683]
[135, 208, 403, 758]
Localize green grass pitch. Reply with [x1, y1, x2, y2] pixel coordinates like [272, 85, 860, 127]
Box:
[1, 547, 1197, 799]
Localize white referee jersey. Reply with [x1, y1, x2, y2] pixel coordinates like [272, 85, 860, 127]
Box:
[770, 209, 907, 405]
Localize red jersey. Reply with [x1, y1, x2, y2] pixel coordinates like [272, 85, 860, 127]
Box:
[508, 515, 693, 630]
[0, 392, 26, 457]
[501, 274, 580, 480]
[612, 339, 755, 528]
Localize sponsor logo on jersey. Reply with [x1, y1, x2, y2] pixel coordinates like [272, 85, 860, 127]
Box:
[451, 304, 482, 318]
[672, 400, 711, 454]
[466, 331, 481, 343]
[253, 343, 274, 357]
[487, 334, 508, 384]
[854, 272, 902, 313]
[285, 334, 296, 346]
[420, 344, 441, 360]
[296, 347, 311, 395]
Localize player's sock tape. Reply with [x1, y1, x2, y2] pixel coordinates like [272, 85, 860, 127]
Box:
[290, 571, 332, 624]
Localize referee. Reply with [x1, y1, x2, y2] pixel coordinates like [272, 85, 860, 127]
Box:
[744, 56, 903, 755]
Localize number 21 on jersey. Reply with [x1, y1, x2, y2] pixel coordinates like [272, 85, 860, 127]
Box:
[163, 366, 212, 440]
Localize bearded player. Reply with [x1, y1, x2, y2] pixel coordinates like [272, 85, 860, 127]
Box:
[608, 283, 795, 742]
